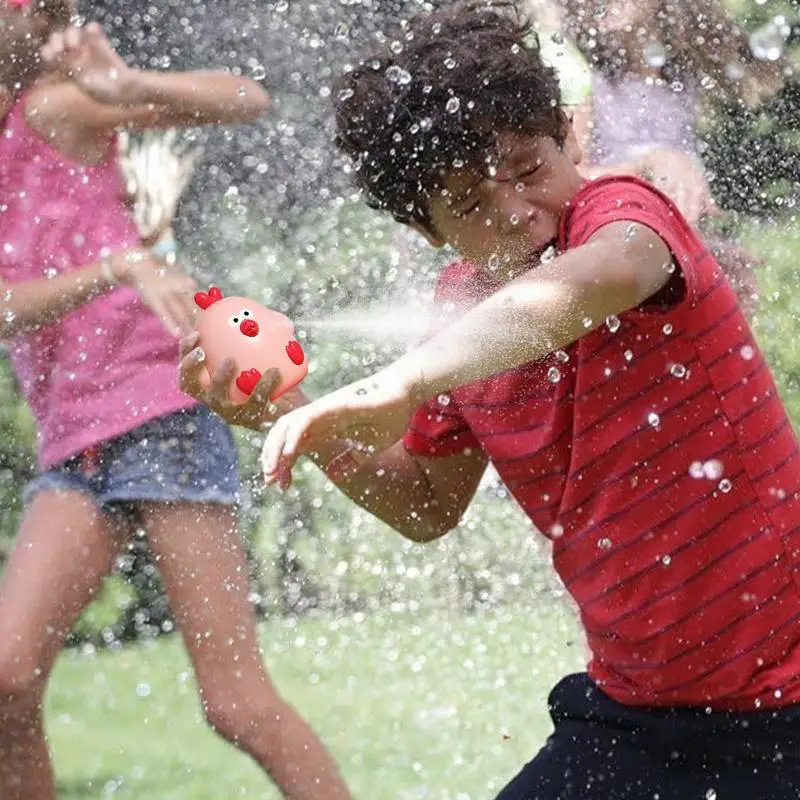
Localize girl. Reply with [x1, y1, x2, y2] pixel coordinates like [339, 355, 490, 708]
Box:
[0, 6, 350, 800]
[559, 0, 790, 312]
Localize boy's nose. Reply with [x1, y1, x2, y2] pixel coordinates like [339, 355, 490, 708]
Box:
[240, 319, 259, 337]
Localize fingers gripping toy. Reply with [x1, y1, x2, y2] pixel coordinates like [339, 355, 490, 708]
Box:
[194, 286, 308, 404]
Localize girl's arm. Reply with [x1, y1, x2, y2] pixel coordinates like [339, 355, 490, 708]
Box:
[40, 24, 270, 133]
[0, 258, 116, 338]
[0, 248, 196, 338]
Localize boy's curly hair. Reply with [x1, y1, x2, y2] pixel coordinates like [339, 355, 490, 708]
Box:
[332, 0, 563, 226]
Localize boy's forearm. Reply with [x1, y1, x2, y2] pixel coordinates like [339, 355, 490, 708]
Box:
[125, 70, 270, 124]
[391, 230, 667, 402]
[0, 261, 113, 338]
[305, 438, 446, 542]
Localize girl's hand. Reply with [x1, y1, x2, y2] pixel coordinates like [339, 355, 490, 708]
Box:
[112, 248, 197, 336]
[261, 369, 417, 487]
[178, 332, 308, 431]
[41, 23, 137, 106]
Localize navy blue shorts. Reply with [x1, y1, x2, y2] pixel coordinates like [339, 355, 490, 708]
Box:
[25, 406, 240, 511]
[496, 672, 800, 800]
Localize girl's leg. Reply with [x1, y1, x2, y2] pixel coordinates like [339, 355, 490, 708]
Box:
[0, 490, 121, 800]
[139, 501, 350, 800]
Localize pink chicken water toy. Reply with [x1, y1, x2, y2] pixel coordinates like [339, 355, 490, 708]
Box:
[194, 286, 308, 404]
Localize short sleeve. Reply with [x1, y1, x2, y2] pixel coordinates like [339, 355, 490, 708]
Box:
[561, 176, 711, 309]
[402, 394, 480, 458]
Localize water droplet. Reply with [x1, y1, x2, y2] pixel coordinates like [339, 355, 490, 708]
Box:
[550, 523, 564, 538]
[555, 350, 569, 363]
[136, 683, 151, 698]
[250, 64, 266, 81]
[740, 345, 755, 361]
[643, 42, 667, 68]
[540, 245, 557, 264]
[719, 478, 732, 493]
[334, 22, 350, 40]
[605, 315, 621, 333]
[703, 459, 724, 480]
[386, 65, 412, 85]
[624, 223, 638, 241]
[598, 537, 612, 549]
[624, 349, 634, 362]
[670, 363, 687, 378]
[446, 97, 460, 114]
[663, 323, 673, 335]
[700, 74, 717, 90]
[3, 242, 12, 254]
[444, 57, 457, 70]
[661, 554, 672, 565]
[390, 40, 404, 54]
[437, 394, 451, 406]
[648, 412, 660, 427]
[547, 366, 561, 383]
[510, 213, 520, 226]
[689, 461, 705, 479]
[582, 317, 593, 328]
[275, 0, 288, 11]
[725, 62, 746, 81]
[706, 790, 718, 800]
[749, 21, 787, 61]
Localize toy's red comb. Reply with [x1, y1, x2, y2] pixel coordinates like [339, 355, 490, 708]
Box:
[194, 286, 223, 310]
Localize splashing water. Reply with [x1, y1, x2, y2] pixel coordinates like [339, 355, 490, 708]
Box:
[297, 302, 433, 346]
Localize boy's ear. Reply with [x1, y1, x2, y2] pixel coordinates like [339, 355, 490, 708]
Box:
[408, 219, 446, 248]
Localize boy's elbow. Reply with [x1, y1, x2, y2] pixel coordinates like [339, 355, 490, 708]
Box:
[396, 510, 460, 543]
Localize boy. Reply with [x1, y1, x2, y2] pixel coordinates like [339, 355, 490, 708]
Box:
[181, 1, 800, 797]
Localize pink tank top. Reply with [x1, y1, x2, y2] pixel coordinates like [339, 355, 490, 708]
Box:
[0, 97, 195, 469]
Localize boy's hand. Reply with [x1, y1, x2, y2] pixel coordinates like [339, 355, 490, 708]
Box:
[261, 368, 418, 486]
[178, 333, 307, 431]
[41, 23, 137, 106]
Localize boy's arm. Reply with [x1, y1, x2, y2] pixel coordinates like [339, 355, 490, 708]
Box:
[178, 342, 488, 542]
[40, 24, 269, 132]
[392, 220, 672, 398]
[306, 439, 488, 542]
[261, 220, 674, 479]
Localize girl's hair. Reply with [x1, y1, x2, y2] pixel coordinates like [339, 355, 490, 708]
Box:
[0, 0, 74, 91]
[561, 0, 789, 107]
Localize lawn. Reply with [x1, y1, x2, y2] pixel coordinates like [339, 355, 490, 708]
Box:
[49, 603, 585, 800]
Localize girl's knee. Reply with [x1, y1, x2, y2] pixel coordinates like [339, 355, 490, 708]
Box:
[200, 690, 285, 745]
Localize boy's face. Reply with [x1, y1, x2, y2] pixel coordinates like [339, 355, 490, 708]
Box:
[418, 123, 584, 276]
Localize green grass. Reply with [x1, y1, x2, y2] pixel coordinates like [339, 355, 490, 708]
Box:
[49, 604, 584, 800]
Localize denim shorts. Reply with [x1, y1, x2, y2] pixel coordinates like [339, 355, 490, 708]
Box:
[25, 406, 240, 510]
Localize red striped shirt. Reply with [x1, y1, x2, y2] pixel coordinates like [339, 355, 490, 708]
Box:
[403, 176, 800, 710]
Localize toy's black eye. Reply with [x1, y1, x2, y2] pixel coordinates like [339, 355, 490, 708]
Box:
[243, 310, 251, 317]
[233, 317, 239, 323]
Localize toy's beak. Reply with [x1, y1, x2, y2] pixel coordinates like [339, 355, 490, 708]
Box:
[240, 319, 259, 337]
